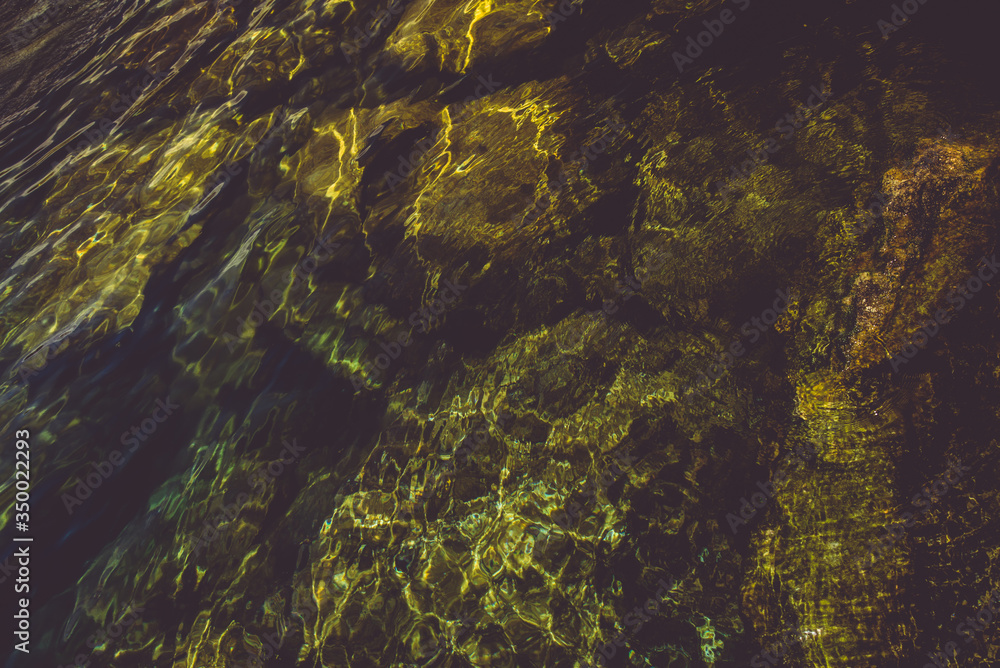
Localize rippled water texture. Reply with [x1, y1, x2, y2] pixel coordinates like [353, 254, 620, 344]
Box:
[2, 0, 1000, 666]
